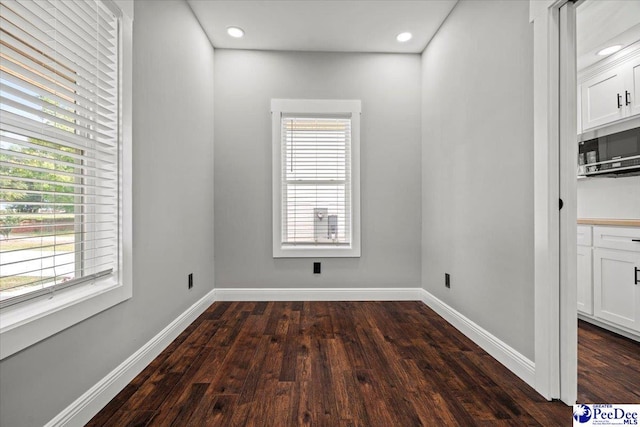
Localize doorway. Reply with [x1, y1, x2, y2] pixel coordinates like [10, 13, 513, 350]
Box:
[534, 0, 640, 406]
[574, 0, 640, 404]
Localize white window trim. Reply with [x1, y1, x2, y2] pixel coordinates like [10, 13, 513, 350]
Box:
[271, 99, 361, 258]
[0, 0, 133, 360]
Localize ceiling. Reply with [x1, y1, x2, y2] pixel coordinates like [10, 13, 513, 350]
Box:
[187, 0, 458, 54]
[577, 0, 640, 71]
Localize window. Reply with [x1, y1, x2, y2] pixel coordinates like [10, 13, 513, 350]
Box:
[271, 99, 361, 258]
[0, 0, 132, 359]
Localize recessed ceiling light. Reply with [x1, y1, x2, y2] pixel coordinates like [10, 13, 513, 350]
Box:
[227, 26, 245, 38]
[597, 45, 622, 56]
[396, 32, 412, 43]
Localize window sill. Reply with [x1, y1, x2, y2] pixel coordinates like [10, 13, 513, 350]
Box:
[0, 277, 131, 360]
[274, 245, 361, 258]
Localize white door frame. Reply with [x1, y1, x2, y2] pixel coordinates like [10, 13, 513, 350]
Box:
[558, 1, 578, 405]
[531, 0, 578, 404]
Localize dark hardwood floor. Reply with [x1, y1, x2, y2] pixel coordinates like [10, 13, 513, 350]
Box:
[578, 319, 640, 404]
[90, 301, 574, 426]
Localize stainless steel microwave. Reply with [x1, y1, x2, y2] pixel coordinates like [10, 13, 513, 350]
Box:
[578, 127, 640, 176]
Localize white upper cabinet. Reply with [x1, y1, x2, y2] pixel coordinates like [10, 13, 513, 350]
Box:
[629, 55, 640, 117]
[581, 68, 626, 130]
[579, 45, 640, 133]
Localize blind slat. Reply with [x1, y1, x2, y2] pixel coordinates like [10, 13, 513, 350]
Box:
[11, 0, 119, 77]
[1, 82, 116, 133]
[0, 13, 118, 98]
[0, 95, 116, 142]
[0, 70, 115, 125]
[3, 146, 117, 174]
[1, 111, 117, 151]
[1, 131, 116, 165]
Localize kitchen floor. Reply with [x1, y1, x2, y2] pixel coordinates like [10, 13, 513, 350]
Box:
[578, 319, 640, 403]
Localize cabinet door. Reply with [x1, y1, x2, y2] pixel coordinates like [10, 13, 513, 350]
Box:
[581, 68, 626, 130]
[577, 245, 593, 315]
[626, 55, 640, 117]
[593, 248, 640, 331]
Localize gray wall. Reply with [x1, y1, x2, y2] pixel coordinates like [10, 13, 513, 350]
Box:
[577, 176, 640, 219]
[0, 1, 215, 425]
[421, 0, 535, 360]
[214, 50, 422, 289]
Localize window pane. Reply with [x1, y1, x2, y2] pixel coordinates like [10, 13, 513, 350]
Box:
[281, 116, 352, 246]
[284, 184, 350, 244]
[0, 0, 119, 305]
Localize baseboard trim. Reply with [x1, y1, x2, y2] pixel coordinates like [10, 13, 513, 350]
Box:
[578, 313, 640, 342]
[46, 289, 217, 427]
[420, 289, 536, 388]
[214, 287, 423, 301]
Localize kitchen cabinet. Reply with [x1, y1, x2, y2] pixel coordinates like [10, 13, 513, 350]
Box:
[577, 225, 593, 315]
[629, 55, 640, 118]
[593, 248, 640, 332]
[577, 245, 593, 315]
[579, 46, 640, 132]
[577, 224, 640, 337]
[581, 68, 626, 130]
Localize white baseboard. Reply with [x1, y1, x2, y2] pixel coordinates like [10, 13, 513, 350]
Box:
[578, 313, 640, 342]
[214, 287, 423, 301]
[46, 289, 217, 427]
[420, 289, 536, 388]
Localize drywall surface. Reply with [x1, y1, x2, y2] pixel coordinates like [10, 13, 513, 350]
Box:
[214, 50, 422, 288]
[421, 0, 535, 360]
[0, 2, 215, 425]
[577, 176, 640, 219]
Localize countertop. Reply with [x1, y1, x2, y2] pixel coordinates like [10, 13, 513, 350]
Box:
[577, 218, 640, 227]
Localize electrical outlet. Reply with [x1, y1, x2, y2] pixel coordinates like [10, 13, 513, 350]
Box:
[188, 273, 193, 289]
[313, 262, 321, 274]
[445, 273, 450, 288]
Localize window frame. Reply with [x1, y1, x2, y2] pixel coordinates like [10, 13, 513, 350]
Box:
[0, 0, 133, 360]
[271, 99, 361, 258]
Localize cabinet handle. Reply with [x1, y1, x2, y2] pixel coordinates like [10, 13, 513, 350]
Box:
[626, 90, 631, 106]
[632, 239, 640, 243]
[617, 93, 622, 108]
[636, 267, 640, 285]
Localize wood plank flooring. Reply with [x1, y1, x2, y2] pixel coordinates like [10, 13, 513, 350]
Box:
[578, 319, 640, 404]
[89, 301, 573, 426]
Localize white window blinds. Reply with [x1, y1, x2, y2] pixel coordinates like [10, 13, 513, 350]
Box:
[281, 116, 352, 246]
[0, 0, 120, 305]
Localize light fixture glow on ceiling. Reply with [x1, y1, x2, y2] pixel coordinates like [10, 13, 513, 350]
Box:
[597, 45, 622, 56]
[227, 26, 245, 38]
[396, 32, 412, 43]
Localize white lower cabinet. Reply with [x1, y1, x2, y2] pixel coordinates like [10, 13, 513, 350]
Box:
[577, 225, 640, 337]
[593, 248, 640, 332]
[577, 245, 593, 315]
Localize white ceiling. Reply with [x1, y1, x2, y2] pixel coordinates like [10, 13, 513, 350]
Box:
[187, 0, 458, 54]
[577, 0, 640, 71]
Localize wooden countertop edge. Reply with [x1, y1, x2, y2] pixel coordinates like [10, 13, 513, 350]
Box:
[577, 218, 640, 227]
